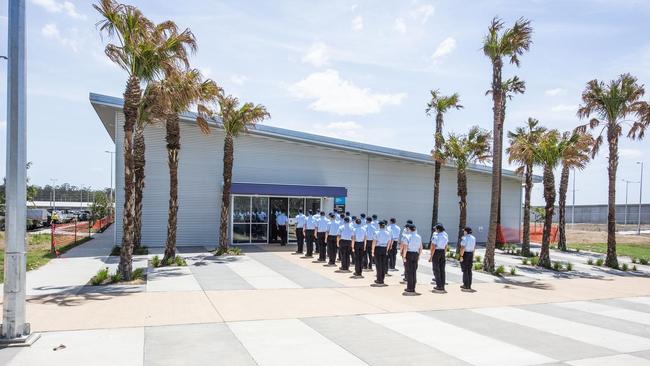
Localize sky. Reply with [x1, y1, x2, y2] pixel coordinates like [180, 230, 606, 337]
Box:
[1, 0, 650, 206]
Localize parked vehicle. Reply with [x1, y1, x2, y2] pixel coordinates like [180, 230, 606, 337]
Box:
[26, 208, 48, 229]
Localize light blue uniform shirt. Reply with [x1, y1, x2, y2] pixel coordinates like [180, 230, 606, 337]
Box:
[404, 232, 423, 252]
[388, 224, 401, 240]
[305, 215, 318, 230]
[375, 229, 392, 247]
[317, 216, 330, 232]
[276, 214, 288, 225]
[431, 231, 449, 250]
[353, 226, 366, 242]
[338, 223, 354, 240]
[461, 234, 477, 252]
[364, 224, 376, 241]
[328, 219, 340, 235]
[295, 214, 307, 228]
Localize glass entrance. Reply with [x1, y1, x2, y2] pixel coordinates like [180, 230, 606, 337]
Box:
[269, 197, 288, 244]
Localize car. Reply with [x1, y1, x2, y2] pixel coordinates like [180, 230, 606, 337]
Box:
[26, 208, 48, 229]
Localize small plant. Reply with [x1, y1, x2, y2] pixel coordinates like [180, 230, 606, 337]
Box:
[509, 267, 517, 275]
[552, 261, 562, 271]
[215, 246, 243, 256]
[566, 262, 573, 271]
[91, 267, 109, 286]
[110, 272, 121, 283]
[631, 257, 638, 264]
[474, 255, 482, 263]
[639, 258, 649, 265]
[621, 263, 629, 272]
[632, 265, 638, 271]
[595, 258, 604, 266]
[151, 255, 161, 268]
[521, 258, 529, 265]
[533, 251, 539, 257]
[132, 267, 146, 280]
[494, 265, 506, 275]
[174, 255, 187, 266]
[515, 249, 521, 256]
[576, 248, 580, 253]
[587, 258, 594, 265]
[530, 256, 540, 266]
[473, 262, 483, 271]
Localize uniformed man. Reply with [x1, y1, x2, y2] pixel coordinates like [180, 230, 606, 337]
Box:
[294, 209, 307, 254]
[388, 218, 400, 271]
[363, 217, 375, 270]
[337, 213, 346, 262]
[304, 210, 318, 258]
[400, 220, 414, 282]
[276, 210, 288, 246]
[371, 214, 379, 231]
[326, 213, 339, 266]
[460, 227, 476, 292]
[336, 216, 354, 273]
[372, 220, 392, 286]
[351, 218, 367, 278]
[401, 225, 422, 296]
[316, 211, 329, 262]
[429, 224, 449, 293]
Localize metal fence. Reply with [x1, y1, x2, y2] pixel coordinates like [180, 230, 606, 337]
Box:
[534, 204, 650, 225]
[49, 216, 113, 256]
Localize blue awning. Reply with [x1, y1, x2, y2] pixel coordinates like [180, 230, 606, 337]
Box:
[231, 183, 347, 197]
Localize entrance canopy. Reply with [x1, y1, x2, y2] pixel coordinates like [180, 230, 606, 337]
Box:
[231, 182, 347, 197]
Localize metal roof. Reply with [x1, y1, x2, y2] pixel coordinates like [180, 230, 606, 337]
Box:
[89, 92, 539, 182]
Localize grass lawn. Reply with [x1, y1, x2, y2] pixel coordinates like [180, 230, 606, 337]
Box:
[0, 231, 92, 283]
[567, 242, 650, 260]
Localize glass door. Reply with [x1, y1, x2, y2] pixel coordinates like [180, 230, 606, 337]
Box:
[288, 198, 305, 242]
[269, 197, 289, 244]
[232, 196, 252, 244]
[251, 197, 269, 243]
[305, 198, 321, 214]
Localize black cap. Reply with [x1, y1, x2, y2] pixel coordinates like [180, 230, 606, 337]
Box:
[340, 213, 345, 218]
[360, 213, 366, 218]
[390, 218, 396, 223]
[464, 227, 472, 234]
[410, 225, 417, 231]
[406, 219, 413, 224]
[372, 214, 377, 220]
[345, 211, 351, 216]
[298, 209, 303, 213]
[329, 213, 335, 218]
[366, 217, 372, 223]
[344, 217, 350, 222]
[352, 215, 357, 220]
[320, 211, 325, 215]
[435, 224, 445, 231]
[379, 221, 386, 227]
[308, 209, 313, 215]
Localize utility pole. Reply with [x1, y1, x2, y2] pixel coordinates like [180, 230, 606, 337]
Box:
[1, 0, 39, 346]
[571, 169, 576, 225]
[105, 150, 114, 217]
[622, 179, 639, 226]
[50, 178, 58, 211]
[637, 162, 644, 235]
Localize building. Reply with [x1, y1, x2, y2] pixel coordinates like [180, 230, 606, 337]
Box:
[535, 204, 650, 225]
[91, 92, 531, 247]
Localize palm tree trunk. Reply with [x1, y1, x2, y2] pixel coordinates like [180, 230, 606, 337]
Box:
[218, 133, 234, 250]
[484, 58, 503, 273]
[605, 125, 619, 268]
[133, 126, 145, 250]
[163, 115, 181, 264]
[521, 163, 533, 256]
[118, 74, 140, 280]
[539, 165, 555, 268]
[557, 164, 570, 251]
[457, 168, 467, 251]
[431, 112, 444, 232]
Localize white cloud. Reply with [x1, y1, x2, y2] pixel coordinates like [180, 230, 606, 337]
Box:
[393, 17, 407, 34]
[230, 74, 248, 85]
[200, 67, 213, 78]
[620, 148, 643, 158]
[352, 15, 363, 31]
[302, 42, 329, 67]
[32, 0, 86, 19]
[431, 37, 456, 61]
[289, 69, 407, 115]
[313, 121, 363, 140]
[410, 4, 434, 24]
[551, 104, 578, 113]
[545, 88, 567, 96]
[41, 23, 79, 52]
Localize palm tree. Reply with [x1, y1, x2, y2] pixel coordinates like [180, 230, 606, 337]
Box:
[577, 74, 649, 268]
[145, 68, 220, 263]
[506, 117, 546, 256]
[557, 131, 593, 251]
[95, 0, 196, 279]
[425, 90, 463, 230]
[482, 16, 533, 272]
[434, 126, 492, 248]
[217, 94, 270, 250]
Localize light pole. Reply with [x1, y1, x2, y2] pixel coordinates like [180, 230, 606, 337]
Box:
[1, 0, 39, 345]
[622, 179, 639, 226]
[637, 161, 644, 235]
[50, 178, 58, 211]
[105, 150, 114, 217]
[571, 169, 576, 225]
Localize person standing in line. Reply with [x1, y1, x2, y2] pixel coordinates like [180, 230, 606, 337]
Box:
[372, 220, 391, 286]
[400, 220, 414, 282]
[371, 214, 379, 231]
[337, 213, 346, 262]
[388, 218, 401, 271]
[326, 213, 340, 266]
[429, 224, 449, 293]
[363, 217, 376, 270]
[401, 225, 422, 295]
[351, 218, 367, 278]
[336, 216, 354, 273]
[316, 211, 329, 262]
[304, 210, 318, 258]
[460, 227, 476, 292]
[294, 209, 307, 254]
[276, 210, 288, 246]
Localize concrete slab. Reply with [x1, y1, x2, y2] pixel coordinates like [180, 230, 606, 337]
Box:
[224, 255, 300, 289]
[144, 323, 255, 366]
[566, 354, 650, 366]
[145, 266, 202, 292]
[246, 252, 342, 288]
[596, 297, 650, 313]
[6, 327, 144, 366]
[188, 257, 255, 291]
[555, 300, 650, 325]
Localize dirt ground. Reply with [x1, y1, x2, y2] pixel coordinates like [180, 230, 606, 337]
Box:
[564, 224, 650, 245]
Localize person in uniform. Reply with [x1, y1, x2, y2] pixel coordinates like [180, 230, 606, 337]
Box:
[388, 218, 400, 271]
[316, 211, 329, 262]
[304, 210, 318, 258]
[337, 213, 346, 262]
[460, 227, 476, 291]
[294, 209, 307, 254]
[326, 213, 339, 266]
[276, 210, 288, 246]
[400, 220, 414, 282]
[336, 216, 354, 272]
[429, 224, 449, 293]
[401, 225, 422, 295]
[363, 217, 376, 270]
[372, 220, 391, 286]
[351, 218, 367, 278]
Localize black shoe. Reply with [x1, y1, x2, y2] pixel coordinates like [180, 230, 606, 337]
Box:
[371, 283, 387, 287]
[292, 252, 303, 255]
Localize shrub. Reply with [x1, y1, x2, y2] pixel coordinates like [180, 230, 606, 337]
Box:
[91, 267, 109, 286]
[595, 258, 604, 266]
[566, 262, 573, 271]
[515, 249, 521, 256]
[151, 255, 161, 268]
[509, 267, 517, 275]
[215, 246, 242, 256]
[473, 262, 483, 271]
[639, 258, 649, 265]
[621, 263, 629, 272]
[174, 255, 187, 266]
[521, 258, 529, 265]
[474, 255, 482, 263]
[530, 256, 540, 266]
[132, 267, 146, 280]
[631, 257, 638, 264]
[110, 272, 121, 283]
[494, 265, 505, 275]
[632, 265, 638, 271]
[165, 256, 175, 266]
[552, 261, 562, 271]
[576, 248, 580, 253]
[587, 258, 594, 265]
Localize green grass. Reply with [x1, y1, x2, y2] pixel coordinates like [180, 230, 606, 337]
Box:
[568, 242, 650, 260]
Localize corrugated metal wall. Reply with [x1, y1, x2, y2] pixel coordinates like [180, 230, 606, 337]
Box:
[114, 113, 523, 247]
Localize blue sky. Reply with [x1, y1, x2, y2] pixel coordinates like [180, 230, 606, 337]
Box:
[1, 0, 649, 206]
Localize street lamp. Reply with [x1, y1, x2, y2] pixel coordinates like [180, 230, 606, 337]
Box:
[105, 150, 114, 217]
[622, 179, 639, 226]
[637, 162, 644, 235]
[50, 178, 58, 211]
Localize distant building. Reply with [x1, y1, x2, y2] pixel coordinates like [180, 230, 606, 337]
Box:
[535, 204, 650, 225]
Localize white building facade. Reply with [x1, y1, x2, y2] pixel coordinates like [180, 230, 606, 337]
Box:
[91, 93, 526, 247]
